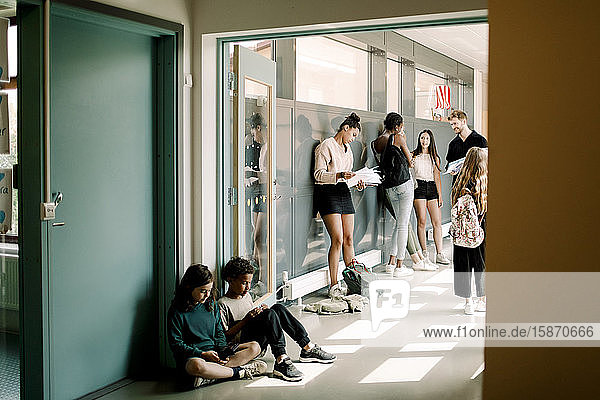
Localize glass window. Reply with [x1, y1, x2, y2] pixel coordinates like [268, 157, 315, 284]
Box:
[387, 55, 400, 113]
[296, 36, 368, 110]
[0, 25, 17, 236]
[415, 69, 448, 120]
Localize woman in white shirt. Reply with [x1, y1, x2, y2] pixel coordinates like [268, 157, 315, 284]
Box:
[412, 129, 450, 265]
[313, 112, 366, 298]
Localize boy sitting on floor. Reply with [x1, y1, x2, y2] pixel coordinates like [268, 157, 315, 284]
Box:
[218, 257, 336, 382]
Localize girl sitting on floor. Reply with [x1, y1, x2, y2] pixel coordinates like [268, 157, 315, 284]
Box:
[167, 264, 267, 389]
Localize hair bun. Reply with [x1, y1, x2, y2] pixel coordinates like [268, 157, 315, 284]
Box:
[348, 112, 360, 123]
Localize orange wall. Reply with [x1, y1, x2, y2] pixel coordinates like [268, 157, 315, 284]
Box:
[484, 1, 600, 398]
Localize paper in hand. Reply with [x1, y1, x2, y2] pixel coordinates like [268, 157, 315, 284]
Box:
[346, 166, 382, 188]
[445, 157, 465, 175]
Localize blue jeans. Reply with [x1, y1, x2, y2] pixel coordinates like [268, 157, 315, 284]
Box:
[385, 180, 414, 260]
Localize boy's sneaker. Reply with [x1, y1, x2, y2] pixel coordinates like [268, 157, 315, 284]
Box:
[192, 376, 216, 388]
[436, 253, 451, 265]
[464, 301, 475, 315]
[239, 359, 268, 379]
[393, 266, 414, 278]
[299, 345, 337, 363]
[273, 358, 304, 382]
[348, 259, 372, 275]
[385, 264, 396, 274]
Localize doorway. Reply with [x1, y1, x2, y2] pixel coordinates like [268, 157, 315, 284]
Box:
[18, 1, 181, 398]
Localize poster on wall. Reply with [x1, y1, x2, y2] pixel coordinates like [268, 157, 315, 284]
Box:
[0, 168, 12, 234]
[0, 94, 8, 153]
[0, 17, 8, 83]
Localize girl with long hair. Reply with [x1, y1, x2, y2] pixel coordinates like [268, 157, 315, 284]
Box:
[412, 129, 450, 265]
[372, 128, 433, 272]
[378, 112, 415, 277]
[451, 147, 488, 314]
[167, 264, 267, 389]
[313, 112, 367, 298]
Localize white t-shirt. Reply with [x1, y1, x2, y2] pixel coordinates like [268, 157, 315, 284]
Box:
[413, 153, 436, 181]
[218, 293, 255, 343]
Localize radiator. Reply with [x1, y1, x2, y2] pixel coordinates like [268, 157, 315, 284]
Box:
[0, 255, 19, 310]
[282, 249, 381, 301]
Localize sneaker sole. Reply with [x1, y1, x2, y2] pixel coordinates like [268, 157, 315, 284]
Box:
[273, 370, 304, 382]
[298, 356, 336, 364]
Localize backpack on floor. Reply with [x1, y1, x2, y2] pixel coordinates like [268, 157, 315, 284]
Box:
[342, 267, 362, 295]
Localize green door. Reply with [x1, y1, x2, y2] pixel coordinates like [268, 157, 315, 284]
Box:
[48, 13, 155, 399]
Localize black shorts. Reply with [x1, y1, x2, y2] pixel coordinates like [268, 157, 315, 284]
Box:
[248, 184, 267, 213]
[313, 182, 355, 217]
[414, 179, 439, 201]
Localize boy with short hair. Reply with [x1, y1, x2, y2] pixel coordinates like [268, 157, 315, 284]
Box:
[218, 257, 336, 382]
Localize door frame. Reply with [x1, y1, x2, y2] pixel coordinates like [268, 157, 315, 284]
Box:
[17, 0, 183, 397]
[214, 12, 488, 284]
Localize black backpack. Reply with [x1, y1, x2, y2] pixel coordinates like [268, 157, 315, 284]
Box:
[371, 138, 396, 219]
[342, 267, 362, 295]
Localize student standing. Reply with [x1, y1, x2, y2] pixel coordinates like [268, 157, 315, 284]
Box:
[372, 128, 434, 271]
[313, 112, 366, 298]
[446, 110, 488, 184]
[412, 129, 450, 265]
[450, 147, 488, 315]
[378, 112, 415, 277]
[167, 265, 267, 389]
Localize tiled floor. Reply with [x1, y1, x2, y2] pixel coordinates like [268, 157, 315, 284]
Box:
[0, 332, 19, 399]
[100, 256, 485, 400]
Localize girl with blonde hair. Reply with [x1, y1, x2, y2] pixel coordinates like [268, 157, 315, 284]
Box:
[450, 147, 488, 315]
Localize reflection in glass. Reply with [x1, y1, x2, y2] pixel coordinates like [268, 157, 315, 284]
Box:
[243, 78, 271, 301]
[415, 69, 447, 120]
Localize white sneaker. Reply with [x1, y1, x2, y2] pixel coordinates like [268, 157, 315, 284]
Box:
[426, 258, 439, 270]
[385, 264, 396, 274]
[464, 301, 475, 315]
[475, 299, 486, 312]
[240, 359, 268, 379]
[412, 260, 426, 271]
[393, 266, 415, 277]
[413, 259, 437, 271]
[192, 376, 216, 388]
[328, 283, 346, 299]
[436, 253, 451, 265]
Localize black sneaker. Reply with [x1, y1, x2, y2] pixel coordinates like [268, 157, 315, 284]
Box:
[273, 358, 304, 382]
[299, 345, 337, 363]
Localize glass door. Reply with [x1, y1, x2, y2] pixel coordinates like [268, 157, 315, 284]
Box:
[230, 45, 276, 303]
